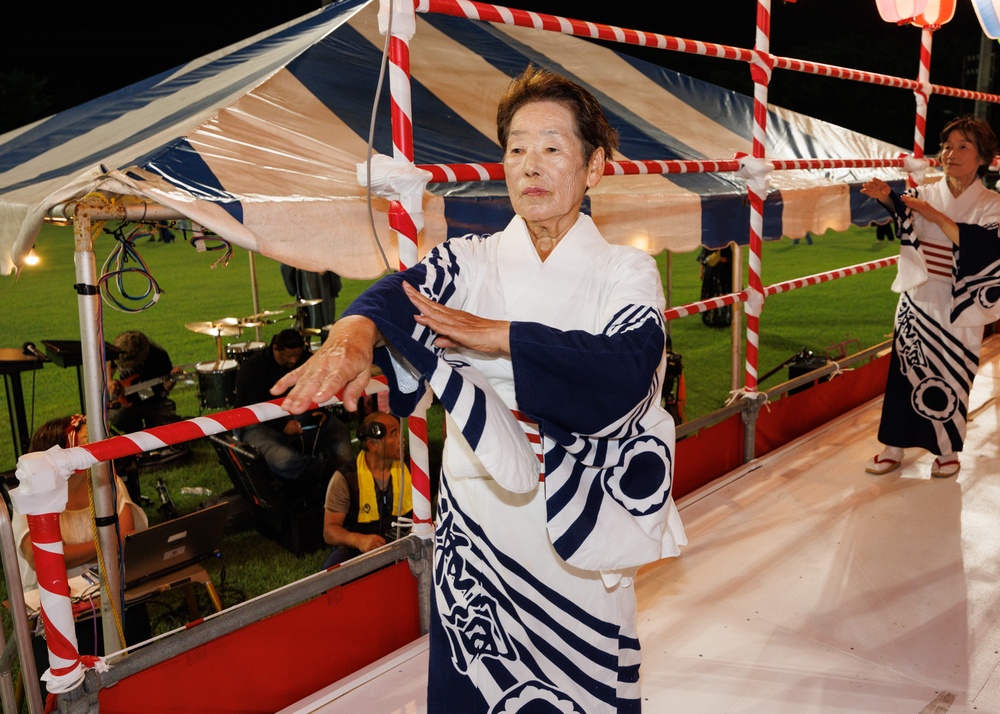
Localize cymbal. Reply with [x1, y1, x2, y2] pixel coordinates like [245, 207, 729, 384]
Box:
[280, 298, 323, 308]
[238, 320, 263, 328]
[245, 310, 285, 320]
[185, 320, 242, 337]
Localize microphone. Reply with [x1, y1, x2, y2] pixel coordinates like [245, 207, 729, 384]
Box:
[22, 342, 47, 360]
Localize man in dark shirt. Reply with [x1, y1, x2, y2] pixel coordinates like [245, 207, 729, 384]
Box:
[235, 329, 351, 481]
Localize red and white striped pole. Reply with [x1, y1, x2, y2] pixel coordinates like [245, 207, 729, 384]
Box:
[380, 0, 434, 537]
[663, 255, 899, 321]
[9, 442, 112, 694]
[910, 26, 933, 187]
[741, 0, 774, 394]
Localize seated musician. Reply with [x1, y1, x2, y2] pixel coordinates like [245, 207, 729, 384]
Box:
[108, 330, 182, 433]
[234, 329, 352, 483]
[321, 412, 412, 568]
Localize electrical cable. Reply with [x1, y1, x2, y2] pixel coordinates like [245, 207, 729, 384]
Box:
[188, 229, 233, 269]
[98, 223, 163, 313]
[87, 471, 128, 648]
[364, 0, 396, 276]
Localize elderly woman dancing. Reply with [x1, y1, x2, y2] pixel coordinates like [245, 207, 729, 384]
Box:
[862, 116, 1000, 478]
[275, 66, 686, 713]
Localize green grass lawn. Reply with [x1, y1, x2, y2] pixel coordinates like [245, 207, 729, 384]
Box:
[658, 226, 898, 416]
[0, 220, 900, 635]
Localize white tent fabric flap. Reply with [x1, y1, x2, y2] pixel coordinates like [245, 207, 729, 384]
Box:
[0, 0, 905, 277]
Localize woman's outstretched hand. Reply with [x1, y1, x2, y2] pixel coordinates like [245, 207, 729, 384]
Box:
[403, 282, 511, 355]
[861, 178, 892, 207]
[271, 315, 380, 414]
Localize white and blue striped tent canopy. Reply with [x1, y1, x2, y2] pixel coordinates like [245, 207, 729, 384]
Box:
[0, 0, 905, 278]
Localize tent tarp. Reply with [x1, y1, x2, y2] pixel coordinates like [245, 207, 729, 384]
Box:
[0, 0, 905, 278]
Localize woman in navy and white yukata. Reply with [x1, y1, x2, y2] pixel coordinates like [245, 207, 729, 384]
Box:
[276, 67, 686, 713]
[862, 116, 1000, 479]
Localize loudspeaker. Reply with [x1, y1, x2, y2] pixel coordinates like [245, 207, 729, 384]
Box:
[357, 421, 387, 440]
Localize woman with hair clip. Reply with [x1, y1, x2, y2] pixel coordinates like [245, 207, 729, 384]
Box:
[320, 411, 412, 568]
[12, 414, 151, 693]
[862, 115, 1000, 478]
[12, 414, 147, 591]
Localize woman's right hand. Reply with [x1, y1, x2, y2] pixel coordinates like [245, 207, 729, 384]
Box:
[272, 315, 380, 414]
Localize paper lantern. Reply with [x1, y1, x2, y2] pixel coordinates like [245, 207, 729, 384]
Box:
[875, 0, 929, 22]
[971, 0, 1000, 38]
[911, 0, 956, 27]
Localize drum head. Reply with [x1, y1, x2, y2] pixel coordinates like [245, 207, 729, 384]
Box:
[197, 359, 239, 373]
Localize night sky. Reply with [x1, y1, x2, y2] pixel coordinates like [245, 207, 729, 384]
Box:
[1, 0, 992, 147]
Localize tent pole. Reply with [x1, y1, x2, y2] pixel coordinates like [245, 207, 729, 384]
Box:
[248, 251, 262, 342]
[72, 206, 125, 654]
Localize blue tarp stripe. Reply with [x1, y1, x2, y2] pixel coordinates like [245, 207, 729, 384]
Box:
[286, 22, 501, 165]
[429, 15, 733, 195]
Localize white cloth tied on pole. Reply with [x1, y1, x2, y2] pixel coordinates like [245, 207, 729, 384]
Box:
[735, 154, 774, 197]
[357, 154, 432, 232]
[9, 446, 98, 515]
[901, 154, 930, 186]
[378, 0, 416, 39]
[743, 288, 765, 318]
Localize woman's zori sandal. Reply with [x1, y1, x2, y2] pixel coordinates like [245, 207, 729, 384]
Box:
[865, 446, 904, 475]
[931, 455, 961, 478]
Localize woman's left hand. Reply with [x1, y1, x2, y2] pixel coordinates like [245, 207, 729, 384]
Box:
[900, 194, 934, 216]
[900, 195, 960, 245]
[404, 282, 511, 355]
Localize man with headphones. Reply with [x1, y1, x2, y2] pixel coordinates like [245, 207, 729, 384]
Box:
[321, 411, 412, 568]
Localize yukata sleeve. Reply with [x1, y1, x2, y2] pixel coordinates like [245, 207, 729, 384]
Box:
[951, 219, 1000, 327]
[888, 187, 930, 294]
[510, 249, 666, 440]
[510, 250, 681, 572]
[344, 236, 541, 493]
[341, 237, 473, 416]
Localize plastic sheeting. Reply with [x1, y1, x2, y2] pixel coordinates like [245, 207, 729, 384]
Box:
[0, 0, 906, 277]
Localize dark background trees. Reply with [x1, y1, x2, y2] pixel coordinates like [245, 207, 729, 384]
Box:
[1, 1, 993, 148]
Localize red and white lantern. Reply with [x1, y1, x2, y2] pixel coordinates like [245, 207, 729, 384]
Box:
[875, 0, 928, 23]
[911, 0, 956, 27]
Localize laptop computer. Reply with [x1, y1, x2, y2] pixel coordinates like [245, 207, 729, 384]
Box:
[123, 501, 229, 589]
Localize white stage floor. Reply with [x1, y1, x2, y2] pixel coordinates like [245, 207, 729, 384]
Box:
[282, 336, 1000, 714]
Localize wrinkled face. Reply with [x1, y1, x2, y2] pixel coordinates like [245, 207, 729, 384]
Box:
[940, 129, 987, 185]
[273, 345, 304, 369]
[503, 100, 603, 238]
